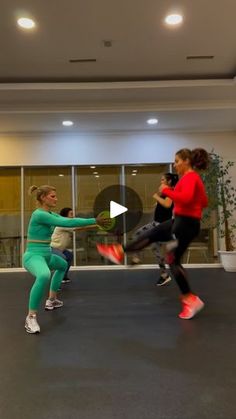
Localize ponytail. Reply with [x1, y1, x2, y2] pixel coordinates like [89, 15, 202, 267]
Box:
[176, 148, 209, 171]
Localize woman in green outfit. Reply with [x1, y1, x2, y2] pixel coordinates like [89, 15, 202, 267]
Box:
[23, 184, 105, 334]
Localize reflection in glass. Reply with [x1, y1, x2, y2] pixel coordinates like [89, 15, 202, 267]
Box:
[24, 167, 72, 253]
[0, 168, 21, 267]
[125, 164, 170, 264]
[75, 166, 121, 265]
[0, 164, 218, 268]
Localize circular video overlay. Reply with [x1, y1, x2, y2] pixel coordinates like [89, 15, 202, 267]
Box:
[93, 184, 143, 234]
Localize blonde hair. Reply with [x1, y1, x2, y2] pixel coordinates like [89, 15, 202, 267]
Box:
[28, 185, 56, 203]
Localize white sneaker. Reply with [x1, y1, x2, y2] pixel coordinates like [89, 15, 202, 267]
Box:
[61, 277, 71, 284]
[45, 298, 63, 311]
[25, 314, 40, 334]
[130, 256, 141, 265]
[156, 274, 172, 286]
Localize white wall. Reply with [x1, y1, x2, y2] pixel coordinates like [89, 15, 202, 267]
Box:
[0, 131, 236, 166]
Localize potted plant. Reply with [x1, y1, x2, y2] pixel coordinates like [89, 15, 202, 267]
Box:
[202, 152, 236, 271]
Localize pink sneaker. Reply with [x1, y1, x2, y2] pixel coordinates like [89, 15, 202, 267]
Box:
[96, 243, 124, 264]
[179, 294, 204, 319]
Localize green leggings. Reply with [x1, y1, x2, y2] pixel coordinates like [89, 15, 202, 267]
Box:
[23, 251, 68, 311]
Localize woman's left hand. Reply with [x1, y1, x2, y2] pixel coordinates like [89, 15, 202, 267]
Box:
[96, 214, 112, 228]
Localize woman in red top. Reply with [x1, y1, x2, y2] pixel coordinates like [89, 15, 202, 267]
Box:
[97, 148, 209, 320]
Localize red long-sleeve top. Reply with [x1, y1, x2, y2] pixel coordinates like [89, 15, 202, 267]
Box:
[162, 171, 208, 219]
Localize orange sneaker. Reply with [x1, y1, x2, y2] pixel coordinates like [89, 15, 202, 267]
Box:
[96, 243, 124, 264]
[179, 293, 204, 319]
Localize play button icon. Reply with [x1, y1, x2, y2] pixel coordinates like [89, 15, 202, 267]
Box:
[93, 184, 143, 234]
[110, 200, 128, 218]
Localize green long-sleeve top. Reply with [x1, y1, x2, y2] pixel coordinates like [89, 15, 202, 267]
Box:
[26, 208, 96, 241]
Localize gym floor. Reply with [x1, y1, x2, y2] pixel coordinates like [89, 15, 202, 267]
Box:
[0, 268, 235, 419]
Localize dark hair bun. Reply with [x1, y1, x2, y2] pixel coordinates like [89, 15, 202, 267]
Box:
[192, 148, 209, 170]
[60, 207, 72, 217]
[164, 172, 179, 187]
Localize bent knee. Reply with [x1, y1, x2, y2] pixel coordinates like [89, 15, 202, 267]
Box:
[61, 258, 68, 269]
[36, 272, 51, 285]
[56, 258, 68, 271]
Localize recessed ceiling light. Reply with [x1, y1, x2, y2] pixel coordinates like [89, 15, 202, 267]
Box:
[93, 172, 98, 175]
[131, 173, 137, 176]
[62, 120, 74, 126]
[58, 174, 64, 177]
[147, 118, 158, 125]
[102, 40, 113, 48]
[132, 169, 138, 173]
[165, 14, 183, 25]
[95, 175, 100, 178]
[17, 17, 36, 29]
[90, 166, 96, 169]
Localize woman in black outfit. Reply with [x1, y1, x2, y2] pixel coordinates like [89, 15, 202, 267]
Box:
[131, 173, 178, 286]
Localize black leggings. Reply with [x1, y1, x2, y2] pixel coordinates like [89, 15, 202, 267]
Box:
[125, 216, 200, 294]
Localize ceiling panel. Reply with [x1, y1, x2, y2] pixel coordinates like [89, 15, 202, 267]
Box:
[0, 1, 236, 135]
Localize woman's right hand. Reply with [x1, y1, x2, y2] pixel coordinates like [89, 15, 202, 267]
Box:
[159, 183, 167, 194]
[152, 192, 159, 201]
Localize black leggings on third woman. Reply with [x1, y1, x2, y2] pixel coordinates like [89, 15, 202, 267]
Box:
[125, 216, 200, 294]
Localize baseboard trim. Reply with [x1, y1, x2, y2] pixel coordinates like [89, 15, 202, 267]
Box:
[0, 263, 222, 274]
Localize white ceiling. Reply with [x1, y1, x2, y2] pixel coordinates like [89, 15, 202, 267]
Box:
[1, 0, 236, 134]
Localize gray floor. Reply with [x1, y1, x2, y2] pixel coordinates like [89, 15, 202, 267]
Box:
[0, 268, 235, 419]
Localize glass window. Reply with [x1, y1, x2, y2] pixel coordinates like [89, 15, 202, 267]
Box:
[125, 164, 170, 264]
[75, 166, 121, 265]
[0, 168, 21, 267]
[126, 164, 215, 265]
[24, 167, 72, 248]
[0, 163, 220, 269]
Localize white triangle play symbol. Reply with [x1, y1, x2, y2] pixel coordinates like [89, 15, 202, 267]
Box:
[110, 200, 128, 218]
